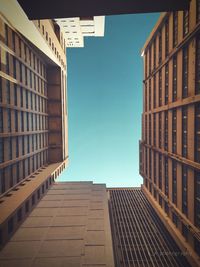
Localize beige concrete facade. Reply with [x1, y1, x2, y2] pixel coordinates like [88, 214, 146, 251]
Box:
[0, 182, 115, 267]
[140, 0, 200, 266]
[0, 0, 68, 247]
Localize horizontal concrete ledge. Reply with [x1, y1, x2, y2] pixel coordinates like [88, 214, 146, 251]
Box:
[0, 162, 62, 224]
[17, 0, 190, 20]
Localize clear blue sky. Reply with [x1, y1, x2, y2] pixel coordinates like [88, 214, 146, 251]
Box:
[58, 13, 160, 187]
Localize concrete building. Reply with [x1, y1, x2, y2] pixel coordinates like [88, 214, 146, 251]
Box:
[0, 182, 191, 267]
[0, 0, 68, 247]
[55, 16, 105, 47]
[108, 188, 190, 267]
[140, 0, 200, 266]
[0, 182, 115, 267]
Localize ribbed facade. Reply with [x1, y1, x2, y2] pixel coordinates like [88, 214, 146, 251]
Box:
[140, 0, 200, 265]
[0, 2, 68, 248]
[108, 188, 190, 267]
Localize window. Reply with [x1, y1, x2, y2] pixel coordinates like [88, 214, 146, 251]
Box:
[37, 188, 40, 199]
[145, 115, 147, 142]
[46, 180, 48, 189]
[0, 138, 4, 163]
[16, 136, 19, 157]
[145, 147, 148, 176]
[153, 114, 156, 146]
[172, 161, 177, 205]
[16, 162, 20, 183]
[149, 80, 151, 111]
[12, 31, 15, 51]
[32, 135, 34, 151]
[172, 212, 178, 227]
[14, 84, 17, 106]
[27, 157, 30, 175]
[158, 154, 162, 189]
[20, 87, 23, 107]
[153, 151, 157, 184]
[165, 18, 169, 56]
[6, 52, 9, 75]
[5, 24, 8, 46]
[30, 92, 33, 110]
[17, 208, 22, 222]
[182, 165, 188, 216]
[159, 70, 162, 106]
[25, 200, 29, 213]
[153, 39, 156, 69]
[182, 106, 188, 158]
[159, 112, 162, 149]
[164, 157, 168, 196]
[32, 194, 35, 206]
[182, 223, 188, 240]
[173, 11, 178, 47]
[8, 137, 12, 160]
[19, 62, 22, 82]
[149, 46, 151, 75]
[158, 30, 162, 64]
[26, 90, 28, 108]
[13, 56, 16, 78]
[164, 201, 169, 215]
[6, 80, 10, 104]
[195, 104, 200, 163]
[182, 47, 188, 98]
[26, 112, 29, 131]
[22, 136, 25, 155]
[31, 113, 34, 131]
[24, 44, 27, 62]
[149, 149, 152, 180]
[195, 171, 200, 228]
[183, 10, 189, 37]
[19, 38, 21, 57]
[173, 55, 177, 101]
[165, 64, 169, 104]
[9, 165, 13, 188]
[7, 109, 11, 132]
[149, 114, 151, 145]
[164, 111, 168, 151]
[27, 136, 30, 153]
[197, 0, 200, 23]
[172, 109, 177, 153]
[42, 184, 45, 194]
[196, 36, 200, 95]
[15, 110, 18, 132]
[8, 217, 14, 234]
[21, 111, 24, 131]
[0, 169, 5, 193]
[35, 94, 37, 110]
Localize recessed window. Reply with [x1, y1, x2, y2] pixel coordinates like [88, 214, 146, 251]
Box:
[8, 217, 14, 234]
[25, 200, 29, 213]
[182, 47, 188, 98]
[173, 55, 177, 101]
[182, 165, 188, 216]
[17, 208, 22, 222]
[32, 194, 35, 206]
[183, 10, 189, 37]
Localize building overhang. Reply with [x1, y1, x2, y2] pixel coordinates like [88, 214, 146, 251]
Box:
[17, 0, 190, 20]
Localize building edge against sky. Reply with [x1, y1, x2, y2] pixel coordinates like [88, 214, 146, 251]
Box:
[0, 0, 105, 248]
[0, 0, 69, 247]
[140, 0, 200, 266]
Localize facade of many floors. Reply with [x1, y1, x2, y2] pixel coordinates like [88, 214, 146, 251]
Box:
[140, 0, 200, 266]
[0, 0, 68, 247]
[0, 183, 191, 267]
